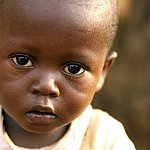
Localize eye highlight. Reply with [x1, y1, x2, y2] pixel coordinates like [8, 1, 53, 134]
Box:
[10, 54, 34, 68]
[63, 63, 86, 75]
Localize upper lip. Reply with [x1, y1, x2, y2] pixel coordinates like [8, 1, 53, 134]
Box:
[26, 104, 56, 116]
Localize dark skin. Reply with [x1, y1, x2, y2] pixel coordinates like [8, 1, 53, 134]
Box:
[0, 0, 117, 148]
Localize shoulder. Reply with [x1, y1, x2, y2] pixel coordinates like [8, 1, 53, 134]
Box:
[80, 108, 136, 150]
[0, 105, 12, 149]
[91, 108, 124, 133]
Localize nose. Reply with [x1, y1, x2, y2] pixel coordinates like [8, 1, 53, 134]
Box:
[30, 72, 60, 97]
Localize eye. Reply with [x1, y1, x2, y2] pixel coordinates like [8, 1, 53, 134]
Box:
[10, 54, 34, 68]
[64, 63, 85, 75]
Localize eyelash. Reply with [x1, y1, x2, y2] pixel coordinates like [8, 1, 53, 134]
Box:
[9, 54, 89, 76]
[63, 62, 88, 76]
[9, 54, 34, 68]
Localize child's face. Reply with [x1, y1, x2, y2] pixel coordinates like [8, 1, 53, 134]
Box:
[0, 1, 112, 133]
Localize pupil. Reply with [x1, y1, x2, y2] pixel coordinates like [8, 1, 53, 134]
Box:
[68, 65, 80, 74]
[16, 56, 28, 65]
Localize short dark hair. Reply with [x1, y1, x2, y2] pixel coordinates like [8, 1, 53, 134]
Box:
[0, 0, 119, 51]
[107, 0, 119, 50]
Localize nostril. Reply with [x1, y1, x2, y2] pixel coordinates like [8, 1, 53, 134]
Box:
[31, 86, 60, 97]
[32, 90, 59, 97]
[50, 92, 58, 97]
[32, 90, 40, 95]
[30, 78, 60, 97]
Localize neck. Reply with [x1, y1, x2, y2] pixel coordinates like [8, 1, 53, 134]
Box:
[3, 110, 69, 148]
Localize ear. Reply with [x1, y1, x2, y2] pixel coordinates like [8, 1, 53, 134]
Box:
[96, 51, 117, 92]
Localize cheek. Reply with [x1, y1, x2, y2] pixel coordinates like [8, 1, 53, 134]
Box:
[61, 76, 97, 118]
[0, 83, 24, 110]
[0, 74, 30, 114]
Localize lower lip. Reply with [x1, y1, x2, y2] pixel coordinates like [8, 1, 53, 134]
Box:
[26, 112, 56, 125]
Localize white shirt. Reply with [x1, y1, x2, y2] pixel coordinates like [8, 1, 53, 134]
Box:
[0, 105, 136, 150]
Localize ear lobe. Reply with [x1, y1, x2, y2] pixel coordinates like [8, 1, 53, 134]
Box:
[96, 51, 117, 92]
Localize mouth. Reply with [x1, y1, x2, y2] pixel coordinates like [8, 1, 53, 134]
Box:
[26, 105, 57, 125]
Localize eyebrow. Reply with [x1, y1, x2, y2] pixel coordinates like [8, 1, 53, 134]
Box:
[63, 51, 96, 64]
[22, 45, 40, 52]
[21, 43, 100, 65]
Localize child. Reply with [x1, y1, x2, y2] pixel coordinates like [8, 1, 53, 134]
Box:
[0, 0, 136, 149]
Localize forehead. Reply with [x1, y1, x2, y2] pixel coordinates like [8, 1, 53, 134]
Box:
[2, 0, 110, 34]
[1, 0, 112, 54]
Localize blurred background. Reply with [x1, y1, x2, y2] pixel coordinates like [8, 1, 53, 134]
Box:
[92, 0, 150, 150]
